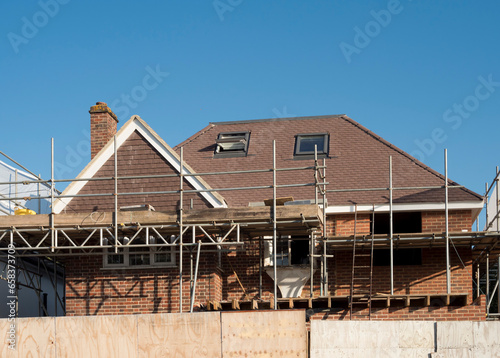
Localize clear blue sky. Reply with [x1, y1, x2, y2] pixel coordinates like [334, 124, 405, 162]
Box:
[1, 1, 499, 224]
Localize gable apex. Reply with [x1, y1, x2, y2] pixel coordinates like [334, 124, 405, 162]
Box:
[54, 116, 227, 213]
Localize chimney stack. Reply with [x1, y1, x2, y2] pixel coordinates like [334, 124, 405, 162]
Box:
[89, 102, 118, 159]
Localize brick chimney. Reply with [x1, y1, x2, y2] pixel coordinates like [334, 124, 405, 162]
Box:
[89, 102, 119, 159]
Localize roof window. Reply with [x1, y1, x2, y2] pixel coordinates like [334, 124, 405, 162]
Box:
[294, 133, 329, 158]
[214, 131, 250, 158]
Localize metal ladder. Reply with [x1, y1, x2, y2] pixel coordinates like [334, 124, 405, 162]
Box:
[349, 205, 375, 320]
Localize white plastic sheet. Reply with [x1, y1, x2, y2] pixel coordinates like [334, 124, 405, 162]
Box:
[0, 159, 51, 215]
[485, 181, 500, 231]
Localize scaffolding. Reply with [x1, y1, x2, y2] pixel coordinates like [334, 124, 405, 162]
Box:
[321, 151, 500, 319]
[0, 139, 325, 315]
[0, 140, 499, 318]
[0, 151, 64, 318]
[477, 167, 500, 317]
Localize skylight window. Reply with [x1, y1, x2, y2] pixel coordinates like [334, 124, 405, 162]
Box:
[294, 133, 329, 158]
[214, 131, 250, 158]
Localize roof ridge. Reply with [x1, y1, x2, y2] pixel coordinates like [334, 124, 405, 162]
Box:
[209, 114, 345, 126]
[340, 115, 483, 201]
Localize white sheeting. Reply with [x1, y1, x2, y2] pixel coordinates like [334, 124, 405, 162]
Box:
[0, 159, 51, 215]
[485, 181, 500, 231]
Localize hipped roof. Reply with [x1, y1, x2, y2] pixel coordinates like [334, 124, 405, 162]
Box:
[174, 115, 483, 209]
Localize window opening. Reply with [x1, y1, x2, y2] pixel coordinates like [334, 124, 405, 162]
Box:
[372, 212, 423, 266]
[264, 236, 310, 266]
[373, 212, 422, 234]
[294, 133, 329, 158]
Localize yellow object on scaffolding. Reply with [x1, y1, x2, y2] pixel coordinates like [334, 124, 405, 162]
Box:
[14, 208, 36, 215]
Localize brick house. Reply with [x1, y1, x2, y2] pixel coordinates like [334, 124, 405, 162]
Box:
[53, 102, 494, 320]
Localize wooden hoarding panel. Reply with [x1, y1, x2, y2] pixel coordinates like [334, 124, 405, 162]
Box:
[138, 312, 221, 358]
[56, 315, 137, 358]
[221, 310, 306, 358]
[0, 317, 55, 358]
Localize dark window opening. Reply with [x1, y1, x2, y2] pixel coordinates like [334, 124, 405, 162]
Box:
[274, 237, 310, 266]
[290, 239, 309, 265]
[373, 212, 422, 234]
[214, 131, 250, 158]
[294, 133, 329, 158]
[373, 248, 422, 266]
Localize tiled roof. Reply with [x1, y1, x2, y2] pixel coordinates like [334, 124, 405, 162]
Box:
[174, 115, 483, 208]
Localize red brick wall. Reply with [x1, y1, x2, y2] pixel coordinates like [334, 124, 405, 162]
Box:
[422, 210, 473, 232]
[334, 214, 371, 236]
[65, 251, 221, 316]
[331, 247, 473, 300]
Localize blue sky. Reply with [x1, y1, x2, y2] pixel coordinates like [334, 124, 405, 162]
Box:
[1, 1, 499, 224]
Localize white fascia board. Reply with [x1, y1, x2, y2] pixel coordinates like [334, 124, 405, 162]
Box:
[54, 117, 226, 213]
[325, 201, 484, 214]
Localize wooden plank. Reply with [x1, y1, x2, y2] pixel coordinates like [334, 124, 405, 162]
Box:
[0, 204, 322, 229]
[56, 315, 136, 358]
[138, 312, 221, 358]
[232, 299, 240, 310]
[221, 311, 307, 358]
[425, 295, 431, 306]
[0, 317, 55, 358]
[405, 296, 410, 307]
[213, 301, 222, 311]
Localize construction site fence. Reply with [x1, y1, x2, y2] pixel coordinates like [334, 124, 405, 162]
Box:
[1, 310, 499, 357]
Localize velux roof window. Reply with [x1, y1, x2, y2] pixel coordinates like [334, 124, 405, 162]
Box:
[214, 131, 250, 158]
[294, 133, 329, 158]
